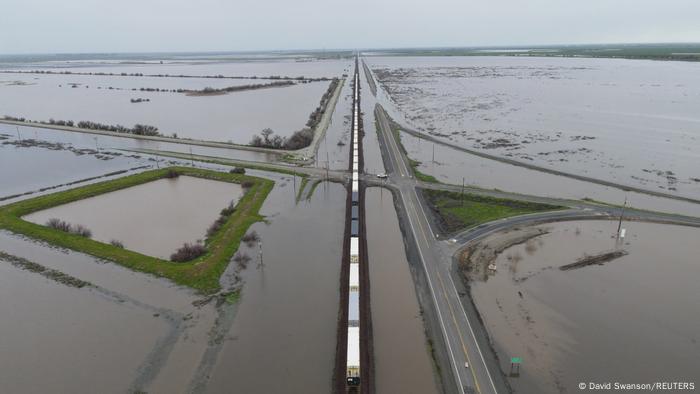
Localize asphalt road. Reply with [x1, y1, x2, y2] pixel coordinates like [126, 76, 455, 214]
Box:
[375, 101, 500, 394]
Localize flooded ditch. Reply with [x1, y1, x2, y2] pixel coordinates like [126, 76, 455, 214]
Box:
[365, 187, 438, 394]
[203, 181, 345, 393]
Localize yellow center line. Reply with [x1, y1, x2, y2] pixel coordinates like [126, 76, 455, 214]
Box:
[436, 270, 482, 394]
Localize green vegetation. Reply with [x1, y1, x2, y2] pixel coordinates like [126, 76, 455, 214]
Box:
[225, 290, 241, 304]
[296, 177, 309, 202]
[422, 189, 563, 233]
[0, 167, 273, 294]
[408, 158, 439, 183]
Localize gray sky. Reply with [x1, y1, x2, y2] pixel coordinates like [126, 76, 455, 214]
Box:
[2, 0, 699, 54]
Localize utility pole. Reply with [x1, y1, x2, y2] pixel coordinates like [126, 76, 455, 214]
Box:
[461, 177, 465, 206]
[189, 147, 195, 167]
[616, 196, 627, 239]
[16, 126, 21, 142]
[94, 136, 99, 152]
[432, 143, 435, 163]
[258, 239, 264, 268]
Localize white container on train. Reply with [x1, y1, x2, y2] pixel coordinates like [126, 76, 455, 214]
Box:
[349, 263, 359, 291]
[346, 326, 360, 386]
[350, 237, 359, 263]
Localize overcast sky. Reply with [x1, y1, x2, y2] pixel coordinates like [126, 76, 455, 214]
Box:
[2, 0, 699, 54]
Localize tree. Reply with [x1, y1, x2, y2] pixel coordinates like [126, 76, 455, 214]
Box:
[261, 128, 273, 144]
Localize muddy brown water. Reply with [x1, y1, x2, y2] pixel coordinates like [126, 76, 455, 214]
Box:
[0, 262, 169, 394]
[0, 137, 146, 199]
[23, 175, 243, 259]
[365, 187, 438, 394]
[469, 220, 700, 393]
[367, 56, 700, 200]
[204, 181, 345, 393]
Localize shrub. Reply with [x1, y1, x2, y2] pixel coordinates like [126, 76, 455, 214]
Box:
[241, 181, 254, 189]
[165, 169, 179, 178]
[72, 224, 92, 238]
[170, 242, 207, 262]
[233, 252, 251, 269]
[242, 230, 259, 246]
[206, 216, 227, 237]
[46, 218, 72, 232]
[229, 167, 245, 174]
[220, 201, 236, 216]
[110, 239, 125, 248]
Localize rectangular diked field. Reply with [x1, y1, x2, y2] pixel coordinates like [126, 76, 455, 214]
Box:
[23, 175, 243, 259]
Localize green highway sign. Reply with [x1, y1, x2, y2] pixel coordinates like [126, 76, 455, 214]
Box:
[511, 357, 522, 364]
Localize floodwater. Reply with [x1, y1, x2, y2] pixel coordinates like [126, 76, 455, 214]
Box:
[0, 261, 168, 394]
[0, 132, 147, 200]
[205, 181, 345, 393]
[359, 66, 387, 175]
[2, 57, 352, 79]
[0, 122, 279, 163]
[24, 175, 243, 259]
[0, 74, 332, 143]
[399, 131, 700, 217]
[469, 220, 700, 393]
[367, 56, 700, 200]
[316, 75, 353, 170]
[365, 188, 438, 394]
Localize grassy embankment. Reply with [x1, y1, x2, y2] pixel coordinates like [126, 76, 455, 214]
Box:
[0, 167, 273, 294]
[422, 189, 563, 233]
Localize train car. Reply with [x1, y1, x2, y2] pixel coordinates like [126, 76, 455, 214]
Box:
[349, 263, 359, 292]
[350, 219, 359, 237]
[350, 237, 359, 263]
[346, 326, 360, 386]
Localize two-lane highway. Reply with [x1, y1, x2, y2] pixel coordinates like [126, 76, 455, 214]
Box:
[375, 102, 499, 394]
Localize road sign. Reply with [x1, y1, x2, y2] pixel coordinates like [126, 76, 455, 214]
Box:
[511, 357, 522, 364]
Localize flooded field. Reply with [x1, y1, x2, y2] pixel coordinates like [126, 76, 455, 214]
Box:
[315, 71, 353, 170]
[0, 258, 169, 394]
[0, 122, 279, 163]
[2, 56, 353, 79]
[468, 220, 700, 393]
[0, 75, 332, 143]
[24, 175, 243, 258]
[400, 131, 700, 217]
[204, 181, 345, 393]
[367, 56, 700, 199]
[0, 131, 148, 201]
[365, 188, 438, 394]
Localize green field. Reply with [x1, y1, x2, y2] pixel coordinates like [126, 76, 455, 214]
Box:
[422, 189, 562, 233]
[0, 167, 273, 294]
